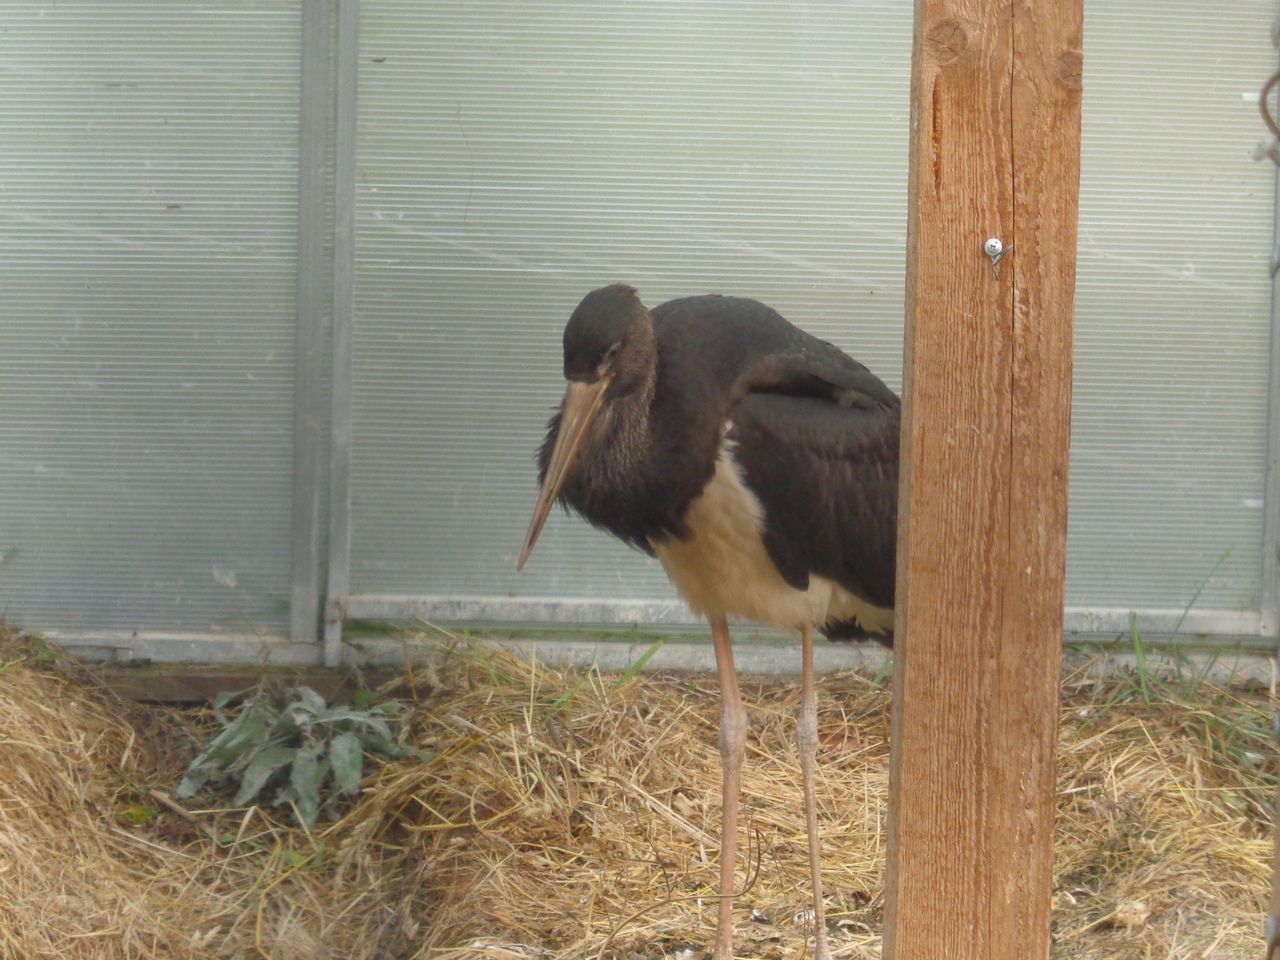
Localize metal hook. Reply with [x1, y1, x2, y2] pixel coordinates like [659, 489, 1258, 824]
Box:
[1253, 71, 1280, 166]
[1261, 72, 1280, 140]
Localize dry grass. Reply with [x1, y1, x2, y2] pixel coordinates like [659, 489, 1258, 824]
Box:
[0, 625, 1273, 959]
[0, 635, 234, 959]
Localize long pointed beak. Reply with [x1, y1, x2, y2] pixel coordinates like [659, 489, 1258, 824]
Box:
[517, 378, 611, 571]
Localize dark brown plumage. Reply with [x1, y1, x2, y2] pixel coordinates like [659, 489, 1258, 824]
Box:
[526, 283, 898, 640]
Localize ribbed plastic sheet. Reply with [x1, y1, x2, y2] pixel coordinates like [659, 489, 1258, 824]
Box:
[350, 0, 913, 605]
[0, 2, 302, 632]
[1069, 1, 1275, 615]
[350, 0, 1276, 627]
[0, 1, 1273, 641]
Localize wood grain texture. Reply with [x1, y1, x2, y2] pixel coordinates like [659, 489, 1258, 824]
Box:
[884, 1, 1082, 958]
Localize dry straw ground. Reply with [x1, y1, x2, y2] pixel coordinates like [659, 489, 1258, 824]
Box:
[0, 624, 1273, 959]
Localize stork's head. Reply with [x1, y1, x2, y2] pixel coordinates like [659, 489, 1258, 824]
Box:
[517, 284, 656, 571]
[562, 283, 655, 398]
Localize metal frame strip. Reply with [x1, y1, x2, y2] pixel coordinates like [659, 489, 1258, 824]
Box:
[290, 0, 334, 650]
[324, 0, 360, 667]
[1265, 139, 1280, 639]
[315, 4, 1280, 654]
[45, 632, 324, 666]
[343, 594, 1266, 641]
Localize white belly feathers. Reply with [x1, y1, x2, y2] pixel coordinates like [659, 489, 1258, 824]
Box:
[649, 443, 893, 636]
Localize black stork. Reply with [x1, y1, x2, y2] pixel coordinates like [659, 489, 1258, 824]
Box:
[517, 284, 898, 960]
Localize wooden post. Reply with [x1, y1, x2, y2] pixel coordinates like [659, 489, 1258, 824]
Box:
[884, 1, 1083, 958]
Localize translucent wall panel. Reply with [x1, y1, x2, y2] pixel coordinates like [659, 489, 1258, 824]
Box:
[352, 1, 1276, 629]
[0, 3, 301, 632]
[1069, 1, 1276, 616]
[351, 0, 912, 602]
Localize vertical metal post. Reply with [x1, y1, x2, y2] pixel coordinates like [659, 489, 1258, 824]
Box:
[291, 0, 335, 651]
[324, 0, 359, 667]
[1265, 136, 1280, 641]
[1243, 33, 1278, 955]
[1264, 22, 1280, 642]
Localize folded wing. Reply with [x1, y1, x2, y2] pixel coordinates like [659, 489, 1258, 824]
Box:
[728, 366, 900, 621]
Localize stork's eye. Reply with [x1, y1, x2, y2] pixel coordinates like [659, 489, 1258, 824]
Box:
[601, 342, 622, 366]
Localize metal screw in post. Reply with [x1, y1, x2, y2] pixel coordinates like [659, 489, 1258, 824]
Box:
[984, 237, 1013, 279]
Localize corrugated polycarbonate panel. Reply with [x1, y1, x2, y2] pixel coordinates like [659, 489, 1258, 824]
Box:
[351, 1, 1278, 632]
[350, 1, 912, 603]
[9, 1, 1265, 643]
[1069, 1, 1275, 619]
[0, 3, 301, 633]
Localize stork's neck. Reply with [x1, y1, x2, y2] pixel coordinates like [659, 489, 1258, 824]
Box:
[589, 364, 656, 477]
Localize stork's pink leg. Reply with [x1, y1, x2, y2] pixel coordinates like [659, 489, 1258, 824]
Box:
[798, 622, 832, 960]
[710, 615, 748, 960]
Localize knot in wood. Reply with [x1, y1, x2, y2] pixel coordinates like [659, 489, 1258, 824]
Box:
[1056, 51, 1084, 89]
[924, 19, 972, 66]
